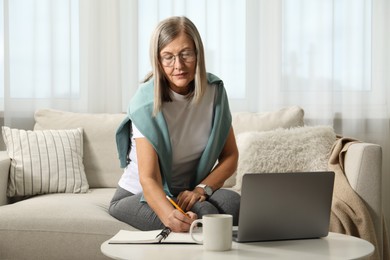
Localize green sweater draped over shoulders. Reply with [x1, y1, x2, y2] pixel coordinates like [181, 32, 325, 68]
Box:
[116, 73, 232, 197]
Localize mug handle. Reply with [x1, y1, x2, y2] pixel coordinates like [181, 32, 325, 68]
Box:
[189, 219, 203, 244]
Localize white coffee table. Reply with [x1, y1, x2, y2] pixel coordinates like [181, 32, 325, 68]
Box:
[101, 232, 374, 260]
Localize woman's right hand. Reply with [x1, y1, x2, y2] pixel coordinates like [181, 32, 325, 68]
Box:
[165, 210, 197, 232]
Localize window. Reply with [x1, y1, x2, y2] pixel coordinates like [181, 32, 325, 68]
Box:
[3, 0, 79, 99]
[1, 0, 378, 114]
[282, 0, 371, 92]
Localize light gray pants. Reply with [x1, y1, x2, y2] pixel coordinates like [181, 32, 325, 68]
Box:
[109, 186, 240, 231]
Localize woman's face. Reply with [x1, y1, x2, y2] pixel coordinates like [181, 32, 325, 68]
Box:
[159, 33, 197, 95]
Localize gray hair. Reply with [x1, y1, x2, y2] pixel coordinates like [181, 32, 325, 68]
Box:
[144, 16, 207, 116]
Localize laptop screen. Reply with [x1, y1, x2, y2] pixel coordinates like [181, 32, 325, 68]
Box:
[235, 172, 335, 242]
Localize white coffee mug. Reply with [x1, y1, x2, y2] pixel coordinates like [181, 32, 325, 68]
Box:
[189, 214, 233, 251]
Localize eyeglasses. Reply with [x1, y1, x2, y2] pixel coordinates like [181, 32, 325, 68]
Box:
[160, 50, 196, 67]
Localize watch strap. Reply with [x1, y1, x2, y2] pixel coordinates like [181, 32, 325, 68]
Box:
[196, 184, 213, 196]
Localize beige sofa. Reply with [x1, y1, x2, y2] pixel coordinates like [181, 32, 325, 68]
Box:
[0, 106, 384, 260]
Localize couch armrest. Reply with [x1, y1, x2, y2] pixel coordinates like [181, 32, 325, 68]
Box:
[344, 142, 382, 254]
[0, 151, 10, 206]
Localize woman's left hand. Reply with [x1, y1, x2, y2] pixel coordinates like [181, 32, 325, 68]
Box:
[177, 190, 207, 211]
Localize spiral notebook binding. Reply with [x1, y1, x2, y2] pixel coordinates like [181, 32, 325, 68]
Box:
[155, 227, 172, 242]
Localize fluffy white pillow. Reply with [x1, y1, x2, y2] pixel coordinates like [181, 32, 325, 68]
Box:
[2, 126, 89, 197]
[223, 106, 305, 188]
[232, 126, 336, 193]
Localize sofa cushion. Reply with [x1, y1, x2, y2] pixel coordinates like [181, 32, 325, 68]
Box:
[0, 189, 135, 260]
[34, 109, 127, 188]
[232, 126, 336, 193]
[232, 105, 305, 135]
[1, 127, 88, 197]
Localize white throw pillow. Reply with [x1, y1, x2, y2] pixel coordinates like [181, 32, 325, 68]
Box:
[2, 126, 89, 197]
[223, 106, 305, 188]
[34, 109, 126, 188]
[232, 126, 336, 193]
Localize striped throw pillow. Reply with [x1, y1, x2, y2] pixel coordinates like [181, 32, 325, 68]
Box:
[2, 127, 89, 197]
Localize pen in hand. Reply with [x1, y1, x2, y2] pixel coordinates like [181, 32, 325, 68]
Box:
[165, 195, 190, 217]
[155, 227, 171, 242]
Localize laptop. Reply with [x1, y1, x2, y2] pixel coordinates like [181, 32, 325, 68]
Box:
[233, 171, 335, 242]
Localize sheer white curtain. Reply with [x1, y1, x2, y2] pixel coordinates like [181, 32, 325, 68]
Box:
[2, 0, 80, 128]
[253, 0, 390, 240]
[2, 0, 130, 130]
[1, 0, 390, 235]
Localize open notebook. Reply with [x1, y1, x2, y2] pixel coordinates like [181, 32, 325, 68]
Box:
[108, 228, 198, 244]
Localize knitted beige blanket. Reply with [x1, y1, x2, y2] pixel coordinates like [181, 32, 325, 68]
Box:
[328, 137, 389, 260]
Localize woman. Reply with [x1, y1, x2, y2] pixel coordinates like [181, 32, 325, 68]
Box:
[110, 16, 240, 232]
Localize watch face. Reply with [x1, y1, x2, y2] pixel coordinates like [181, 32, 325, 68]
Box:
[205, 186, 213, 196]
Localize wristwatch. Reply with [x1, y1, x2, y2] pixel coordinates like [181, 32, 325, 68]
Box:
[196, 184, 213, 197]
